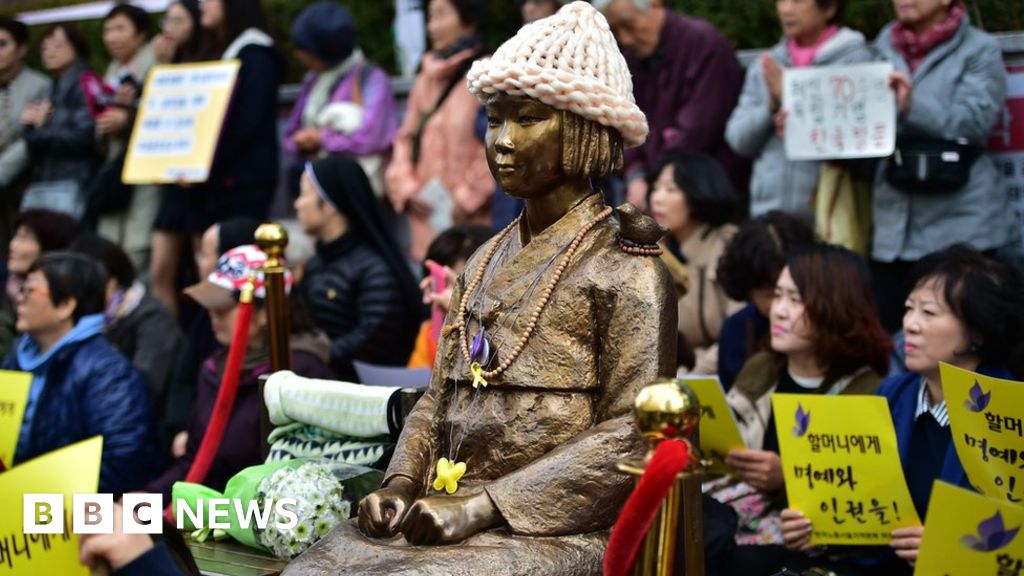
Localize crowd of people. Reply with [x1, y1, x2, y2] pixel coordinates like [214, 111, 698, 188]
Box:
[0, 0, 1020, 575]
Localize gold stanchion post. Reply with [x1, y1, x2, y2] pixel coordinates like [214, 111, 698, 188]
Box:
[617, 379, 706, 576]
[255, 222, 291, 372]
[255, 222, 290, 460]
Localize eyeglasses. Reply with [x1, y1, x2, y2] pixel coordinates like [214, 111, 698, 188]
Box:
[19, 283, 49, 300]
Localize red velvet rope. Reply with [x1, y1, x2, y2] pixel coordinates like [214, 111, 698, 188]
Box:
[165, 299, 254, 522]
[603, 439, 691, 576]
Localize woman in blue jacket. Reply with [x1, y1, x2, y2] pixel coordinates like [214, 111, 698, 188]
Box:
[3, 252, 157, 495]
[779, 245, 1024, 575]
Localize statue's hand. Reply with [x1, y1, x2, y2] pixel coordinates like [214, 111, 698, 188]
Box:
[399, 491, 501, 545]
[357, 477, 417, 538]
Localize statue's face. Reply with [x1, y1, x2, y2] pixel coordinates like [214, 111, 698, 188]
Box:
[484, 93, 565, 199]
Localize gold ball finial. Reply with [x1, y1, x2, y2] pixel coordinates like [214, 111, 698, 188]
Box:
[634, 378, 700, 455]
[255, 222, 288, 263]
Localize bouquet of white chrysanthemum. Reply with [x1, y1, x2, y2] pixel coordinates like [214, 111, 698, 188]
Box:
[173, 460, 382, 559]
[255, 461, 354, 558]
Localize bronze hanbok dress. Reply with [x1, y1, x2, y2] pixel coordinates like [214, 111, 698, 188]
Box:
[285, 193, 677, 576]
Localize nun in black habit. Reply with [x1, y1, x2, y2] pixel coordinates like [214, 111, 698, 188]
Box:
[296, 155, 424, 381]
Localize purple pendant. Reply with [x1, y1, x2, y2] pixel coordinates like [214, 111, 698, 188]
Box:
[470, 330, 490, 364]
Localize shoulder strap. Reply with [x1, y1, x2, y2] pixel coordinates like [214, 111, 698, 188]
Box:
[411, 54, 479, 164]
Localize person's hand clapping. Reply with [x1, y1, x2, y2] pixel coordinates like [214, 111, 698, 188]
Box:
[762, 54, 784, 112]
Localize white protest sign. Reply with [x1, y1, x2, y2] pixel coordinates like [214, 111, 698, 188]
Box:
[783, 62, 896, 161]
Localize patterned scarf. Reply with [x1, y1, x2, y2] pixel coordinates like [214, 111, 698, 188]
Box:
[891, 1, 965, 73]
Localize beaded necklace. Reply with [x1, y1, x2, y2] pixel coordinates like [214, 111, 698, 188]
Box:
[452, 205, 613, 389]
[431, 203, 614, 494]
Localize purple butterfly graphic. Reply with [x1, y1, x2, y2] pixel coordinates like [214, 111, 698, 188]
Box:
[963, 381, 992, 413]
[961, 511, 1020, 552]
[792, 404, 810, 437]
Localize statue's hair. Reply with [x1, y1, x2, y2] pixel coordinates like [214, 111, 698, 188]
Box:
[562, 111, 624, 179]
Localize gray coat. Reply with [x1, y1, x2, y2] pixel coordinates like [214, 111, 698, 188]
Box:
[24, 60, 99, 186]
[0, 66, 50, 187]
[872, 17, 1008, 262]
[726, 28, 874, 222]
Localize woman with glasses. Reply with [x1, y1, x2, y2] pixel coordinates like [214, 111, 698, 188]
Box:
[2, 252, 157, 494]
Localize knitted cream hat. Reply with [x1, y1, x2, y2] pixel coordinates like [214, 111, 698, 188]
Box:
[466, 1, 648, 148]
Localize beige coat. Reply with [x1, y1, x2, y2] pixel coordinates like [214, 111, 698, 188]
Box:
[676, 223, 742, 375]
[725, 352, 884, 450]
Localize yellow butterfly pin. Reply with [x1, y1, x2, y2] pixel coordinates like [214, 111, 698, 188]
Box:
[433, 457, 467, 494]
[470, 362, 488, 389]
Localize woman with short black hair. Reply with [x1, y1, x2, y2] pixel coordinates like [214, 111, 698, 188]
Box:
[646, 151, 741, 374]
[2, 252, 157, 494]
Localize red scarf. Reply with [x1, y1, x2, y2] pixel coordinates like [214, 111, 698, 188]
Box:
[891, 1, 965, 72]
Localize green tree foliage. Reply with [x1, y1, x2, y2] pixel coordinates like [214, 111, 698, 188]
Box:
[5, 0, 1021, 80]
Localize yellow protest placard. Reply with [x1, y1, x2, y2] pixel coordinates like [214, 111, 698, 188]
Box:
[123, 60, 240, 184]
[678, 376, 745, 473]
[772, 393, 921, 545]
[942, 363, 1024, 504]
[0, 436, 102, 575]
[915, 481, 1024, 576]
[0, 370, 32, 467]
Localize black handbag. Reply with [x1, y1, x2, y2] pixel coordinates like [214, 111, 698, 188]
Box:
[884, 135, 983, 194]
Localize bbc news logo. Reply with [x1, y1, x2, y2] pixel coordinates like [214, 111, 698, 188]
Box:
[23, 494, 299, 534]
